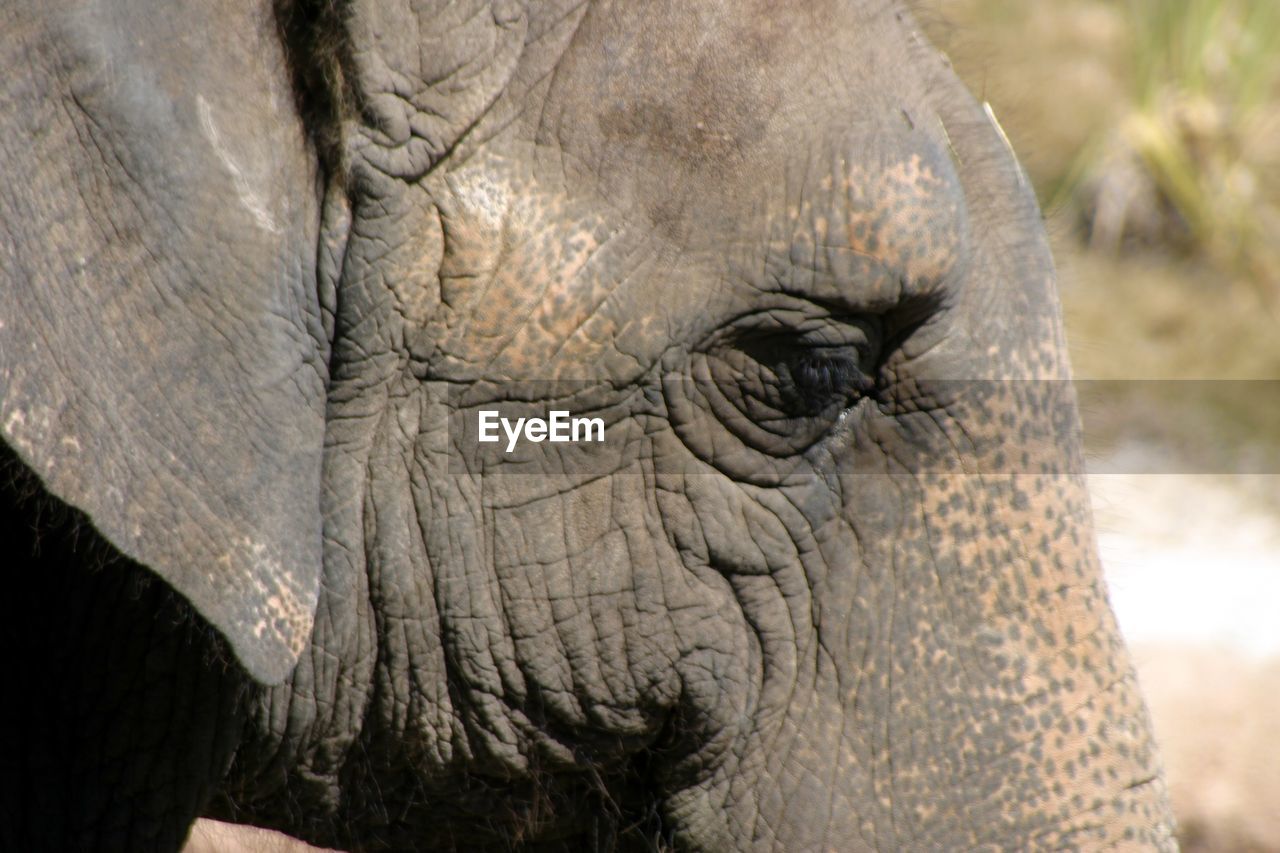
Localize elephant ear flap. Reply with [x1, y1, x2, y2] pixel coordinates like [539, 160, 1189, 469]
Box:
[0, 1, 330, 683]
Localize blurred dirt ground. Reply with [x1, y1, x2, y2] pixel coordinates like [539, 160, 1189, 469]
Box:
[1094, 473, 1280, 851]
[1133, 644, 1280, 852]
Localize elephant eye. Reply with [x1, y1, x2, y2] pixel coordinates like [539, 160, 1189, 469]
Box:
[781, 348, 876, 415]
[725, 321, 881, 421]
[686, 321, 884, 458]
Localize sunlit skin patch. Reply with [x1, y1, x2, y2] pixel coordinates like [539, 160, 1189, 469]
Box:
[412, 152, 637, 379]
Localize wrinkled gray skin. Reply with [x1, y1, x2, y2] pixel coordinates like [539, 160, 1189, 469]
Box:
[0, 0, 1176, 850]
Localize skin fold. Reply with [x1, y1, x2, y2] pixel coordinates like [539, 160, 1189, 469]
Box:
[0, 0, 1176, 850]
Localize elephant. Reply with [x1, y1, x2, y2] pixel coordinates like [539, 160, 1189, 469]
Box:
[0, 0, 1176, 849]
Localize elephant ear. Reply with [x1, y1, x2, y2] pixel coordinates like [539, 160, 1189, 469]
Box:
[0, 0, 328, 683]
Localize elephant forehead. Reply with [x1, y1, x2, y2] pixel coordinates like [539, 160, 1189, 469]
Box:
[419, 132, 971, 379]
[521, 0, 975, 314]
[544, 0, 903, 171]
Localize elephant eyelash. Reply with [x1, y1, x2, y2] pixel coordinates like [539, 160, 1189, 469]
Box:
[721, 324, 880, 419]
[786, 349, 875, 408]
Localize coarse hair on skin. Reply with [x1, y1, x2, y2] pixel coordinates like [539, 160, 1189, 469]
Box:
[0, 442, 233, 671]
[0, 442, 114, 576]
[273, 0, 358, 184]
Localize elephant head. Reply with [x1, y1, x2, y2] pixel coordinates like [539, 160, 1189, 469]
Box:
[1, 0, 1175, 849]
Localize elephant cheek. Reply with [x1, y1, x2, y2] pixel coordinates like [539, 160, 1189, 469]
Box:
[660, 411, 1173, 848]
[696, 469, 1174, 850]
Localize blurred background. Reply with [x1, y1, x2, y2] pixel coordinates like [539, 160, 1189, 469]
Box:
[922, 1, 1280, 849]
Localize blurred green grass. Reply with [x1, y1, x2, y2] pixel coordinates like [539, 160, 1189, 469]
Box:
[920, 0, 1280, 478]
